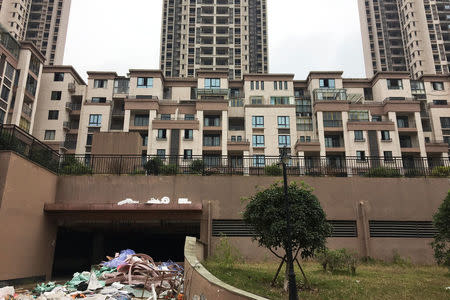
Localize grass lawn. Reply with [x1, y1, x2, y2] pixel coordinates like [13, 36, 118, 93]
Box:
[204, 260, 450, 299]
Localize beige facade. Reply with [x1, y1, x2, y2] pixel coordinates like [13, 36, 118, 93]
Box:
[160, 0, 269, 79]
[358, 0, 450, 78]
[30, 67, 450, 168]
[0, 0, 71, 65]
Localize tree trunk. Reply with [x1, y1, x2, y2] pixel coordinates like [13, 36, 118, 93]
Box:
[283, 262, 290, 292]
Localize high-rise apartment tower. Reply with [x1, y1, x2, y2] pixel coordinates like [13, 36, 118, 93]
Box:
[358, 0, 450, 78]
[160, 0, 269, 79]
[0, 0, 71, 65]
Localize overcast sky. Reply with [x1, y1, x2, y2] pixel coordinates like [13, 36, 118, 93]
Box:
[63, 0, 365, 80]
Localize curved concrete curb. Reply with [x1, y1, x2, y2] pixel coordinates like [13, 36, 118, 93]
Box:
[184, 236, 268, 300]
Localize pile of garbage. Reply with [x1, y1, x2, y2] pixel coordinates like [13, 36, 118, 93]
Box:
[0, 250, 184, 300]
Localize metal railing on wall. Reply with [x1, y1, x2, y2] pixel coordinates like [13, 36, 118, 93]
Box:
[1, 124, 449, 177]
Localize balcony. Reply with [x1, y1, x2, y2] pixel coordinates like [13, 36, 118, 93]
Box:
[314, 89, 347, 101]
[295, 139, 320, 152]
[227, 139, 250, 151]
[323, 120, 343, 128]
[61, 140, 77, 150]
[397, 118, 417, 132]
[425, 140, 449, 153]
[114, 87, 130, 94]
[196, 88, 229, 96]
[22, 105, 32, 117]
[65, 102, 82, 111]
[63, 122, 70, 130]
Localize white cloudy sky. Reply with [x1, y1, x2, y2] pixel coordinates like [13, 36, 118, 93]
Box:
[63, 0, 365, 80]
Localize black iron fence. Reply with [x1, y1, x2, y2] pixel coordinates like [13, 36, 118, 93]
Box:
[0, 124, 60, 172]
[1, 124, 450, 177]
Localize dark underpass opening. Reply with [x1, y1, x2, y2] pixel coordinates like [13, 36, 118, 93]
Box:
[52, 221, 200, 278]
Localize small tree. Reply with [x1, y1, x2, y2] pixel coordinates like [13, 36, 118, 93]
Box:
[243, 181, 332, 287]
[431, 191, 450, 269]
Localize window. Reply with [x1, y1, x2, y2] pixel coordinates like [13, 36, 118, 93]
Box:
[284, 81, 288, 90]
[273, 81, 277, 90]
[184, 129, 193, 139]
[277, 116, 290, 128]
[54, 72, 64, 81]
[278, 135, 291, 147]
[231, 136, 236, 142]
[253, 155, 265, 167]
[185, 114, 195, 120]
[137, 77, 153, 88]
[203, 135, 220, 146]
[252, 116, 264, 128]
[323, 112, 342, 127]
[372, 115, 382, 122]
[142, 135, 148, 146]
[184, 149, 193, 159]
[157, 149, 166, 158]
[1, 86, 10, 101]
[251, 97, 263, 104]
[255, 81, 259, 90]
[26, 75, 37, 96]
[5, 63, 15, 80]
[51, 91, 61, 100]
[134, 114, 149, 126]
[440, 117, 450, 129]
[433, 100, 448, 105]
[93, 79, 107, 88]
[0, 110, 5, 124]
[204, 78, 220, 89]
[89, 114, 102, 127]
[384, 151, 393, 161]
[319, 79, 335, 88]
[387, 79, 403, 89]
[356, 151, 366, 161]
[348, 111, 369, 122]
[432, 82, 444, 91]
[297, 118, 313, 131]
[157, 129, 167, 139]
[44, 130, 55, 140]
[250, 81, 254, 90]
[48, 110, 59, 120]
[160, 114, 171, 120]
[252, 135, 265, 147]
[354, 130, 364, 141]
[91, 97, 106, 103]
[204, 116, 220, 127]
[270, 97, 290, 105]
[381, 131, 391, 141]
[261, 81, 264, 90]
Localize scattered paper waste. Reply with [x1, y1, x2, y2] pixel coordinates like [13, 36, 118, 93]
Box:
[10, 250, 184, 300]
[117, 199, 139, 205]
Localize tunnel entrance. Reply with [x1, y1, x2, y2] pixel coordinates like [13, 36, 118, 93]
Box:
[52, 221, 200, 278]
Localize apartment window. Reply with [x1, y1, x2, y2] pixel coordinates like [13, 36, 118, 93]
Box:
[432, 82, 444, 91]
[252, 135, 265, 147]
[261, 81, 264, 90]
[51, 91, 61, 100]
[384, 151, 393, 161]
[356, 151, 366, 161]
[85, 133, 92, 146]
[137, 77, 153, 88]
[277, 116, 290, 128]
[184, 149, 193, 159]
[161, 114, 171, 120]
[204, 78, 220, 89]
[134, 114, 149, 126]
[255, 81, 260, 90]
[184, 114, 195, 120]
[0, 110, 5, 124]
[156, 149, 166, 158]
[354, 130, 364, 141]
[142, 135, 148, 146]
[91, 97, 106, 103]
[5, 63, 15, 80]
[381, 131, 391, 141]
[279, 81, 283, 90]
[433, 100, 448, 105]
[284, 81, 288, 90]
[203, 135, 220, 146]
[323, 112, 342, 127]
[372, 115, 382, 122]
[270, 97, 290, 105]
[1, 86, 10, 101]
[54, 72, 64, 81]
[253, 155, 265, 167]
[273, 81, 277, 90]
[93, 79, 107, 88]
[26, 75, 37, 96]
[278, 135, 291, 147]
[297, 118, 313, 131]
[348, 111, 369, 122]
[89, 114, 102, 127]
[319, 79, 335, 88]
[252, 116, 264, 128]
[184, 129, 193, 139]
[387, 79, 403, 90]
[204, 116, 220, 127]
[440, 117, 450, 129]
[48, 110, 59, 120]
[157, 129, 167, 139]
[44, 130, 55, 140]
[250, 81, 254, 90]
[251, 97, 263, 104]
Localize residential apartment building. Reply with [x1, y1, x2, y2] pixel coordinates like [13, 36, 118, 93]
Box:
[358, 0, 450, 78]
[0, 0, 71, 65]
[160, 0, 268, 79]
[32, 67, 450, 174]
[0, 25, 45, 133]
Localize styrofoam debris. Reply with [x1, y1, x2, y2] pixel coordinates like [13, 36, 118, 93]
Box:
[0, 286, 14, 300]
[111, 283, 124, 290]
[117, 198, 139, 205]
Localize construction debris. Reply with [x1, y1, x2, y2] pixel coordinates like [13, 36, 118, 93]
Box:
[11, 250, 184, 300]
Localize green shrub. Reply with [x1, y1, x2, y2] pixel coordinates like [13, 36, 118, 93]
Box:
[210, 234, 242, 269]
[264, 164, 282, 176]
[366, 167, 402, 178]
[190, 159, 204, 174]
[144, 157, 163, 175]
[392, 250, 412, 267]
[59, 156, 92, 175]
[160, 164, 178, 175]
[431, 166, 450, 178]
[316, 248, 359, 275]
